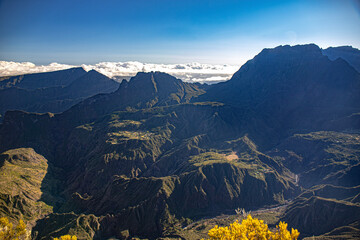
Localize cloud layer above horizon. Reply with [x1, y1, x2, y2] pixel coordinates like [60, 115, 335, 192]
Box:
[0, 61, 239, 83]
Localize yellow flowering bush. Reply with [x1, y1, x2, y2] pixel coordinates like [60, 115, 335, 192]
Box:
[0, 217, 27, 240]
[205, 214, 299, 240]
[54, 235, 77, 240]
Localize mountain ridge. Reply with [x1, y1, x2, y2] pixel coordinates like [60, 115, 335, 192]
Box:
[322, 46, 360, 73]
[0, 67, 87, 90]
[0, 68, 120, 116]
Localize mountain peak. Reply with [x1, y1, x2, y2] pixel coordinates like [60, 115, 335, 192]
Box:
[122, 71, 183, 95]
[197, 44, 360, 144]
[256, 44, 322, 61]
[61, 71, 205, 123]
[322, 46, 360, 72]
[0, 67, 87, 90]
[324, 45, 359, 52]
[84, 69, 107, 77]
[70, 66, 87, 72]
[130, 71, 179, 82]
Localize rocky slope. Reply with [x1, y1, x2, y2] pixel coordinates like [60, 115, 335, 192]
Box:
[267, 131, 360, 239]
[267, 131, 360, 188]
[281, 195, 360, 238]
[0, 148, 53, 225]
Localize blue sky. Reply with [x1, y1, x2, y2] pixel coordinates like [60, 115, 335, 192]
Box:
[0, 0, 359, 65]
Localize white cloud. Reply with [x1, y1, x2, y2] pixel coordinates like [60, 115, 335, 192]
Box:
[0, 61, 77, 77]
[0, 61, 240, 83]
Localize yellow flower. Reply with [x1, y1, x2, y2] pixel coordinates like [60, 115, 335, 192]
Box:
[205, 214, 299, 240]
[53, 235, 77, 240]
[0, 217, 27, 240]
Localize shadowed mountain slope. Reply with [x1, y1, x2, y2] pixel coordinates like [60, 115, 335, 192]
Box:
[322, 46, 360, 73]
[267, 131, 360, 188]
[0, 67, 87, 90]
[60, 71, 206, 124]
[197, 44, 360, 143]
[282, 196, 360, 238]
[0, 69, 119, 116]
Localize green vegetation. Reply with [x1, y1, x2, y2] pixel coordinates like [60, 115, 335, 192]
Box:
[2, 103, 359, 239]
[0, 149, 53, 223]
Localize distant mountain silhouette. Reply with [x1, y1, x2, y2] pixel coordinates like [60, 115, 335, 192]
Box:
[322, 46, 360, 73]
[0, 68, 119, 116]
[0, 67, 87, 90]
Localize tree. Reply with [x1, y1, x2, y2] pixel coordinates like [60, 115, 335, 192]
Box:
[205, 214, 299, 240]
[0, 217, 27, 240]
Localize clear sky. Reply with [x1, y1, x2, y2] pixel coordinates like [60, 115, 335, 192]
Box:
[0, 0, 359, 65]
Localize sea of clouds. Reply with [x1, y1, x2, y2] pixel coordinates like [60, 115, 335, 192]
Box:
[0, 61, 240, 84]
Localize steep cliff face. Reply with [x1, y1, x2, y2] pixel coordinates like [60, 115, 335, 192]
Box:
[198, 44, 360, 146]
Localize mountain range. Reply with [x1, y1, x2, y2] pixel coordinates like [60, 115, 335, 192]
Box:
[0, 44, 359, 240]
[0, 68, 119, 117]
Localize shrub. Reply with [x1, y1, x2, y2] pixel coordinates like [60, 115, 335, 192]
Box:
[0, 217, 27, 240]
[205, 214, 299, 240]
[53, 235, 77, 240]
